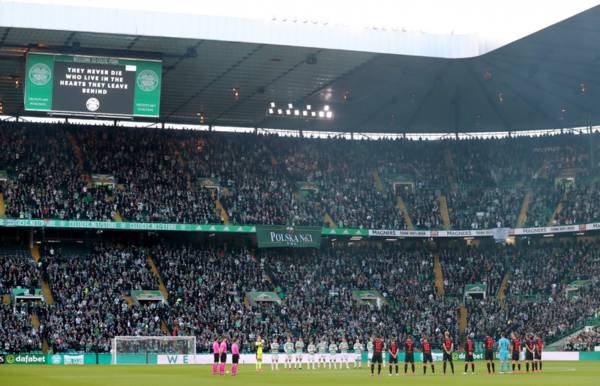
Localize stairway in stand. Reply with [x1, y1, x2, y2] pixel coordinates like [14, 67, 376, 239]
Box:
[548, 190, 567, 226]
[433, 254, 445, 297]
[30, 313, 49, 354]
[459, 305, 468, 340]
[0, 192, 5, 218]
[516, 191, 532, 228]
[438, 195, 451, 230]
[215, 199, 229, 224]
[146, 257, 172, 336]
[324, 213, 337, 228]
[372, 170, 384, 193]
[396, 195, 414, 230]
[147, 255, 170, 301]
[497, 271, 512, 302]
[31, 246, 51, 353]
[160, 320, 171, 335]
[31, 246, 54, 305]
[124, 295, 134, 308]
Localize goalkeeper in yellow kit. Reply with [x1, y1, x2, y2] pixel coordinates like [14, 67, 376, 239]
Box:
[255, 335, 264, 372]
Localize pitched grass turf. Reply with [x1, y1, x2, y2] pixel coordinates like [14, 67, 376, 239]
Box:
[0, 362, 598, 386]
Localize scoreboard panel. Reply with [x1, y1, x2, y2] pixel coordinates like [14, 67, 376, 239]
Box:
[24, 53, 162, 117]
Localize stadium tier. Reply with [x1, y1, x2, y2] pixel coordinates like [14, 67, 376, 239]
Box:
[1, 238, 599, 355]
[0, 122, 599, 229]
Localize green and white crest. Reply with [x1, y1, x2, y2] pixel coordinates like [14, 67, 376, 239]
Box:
[28, 63, 52, 86]
[136, 69, 159, 92]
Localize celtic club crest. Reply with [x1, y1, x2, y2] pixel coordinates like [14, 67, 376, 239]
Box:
[28, 63, 52, 86]
[136, 69, 159, 92]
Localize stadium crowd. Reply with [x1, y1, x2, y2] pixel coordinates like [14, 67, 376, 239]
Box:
[2, 122, 600, 355]
[44, 244, 165, 352]
[0, 248, 40, 296]
[1, 238, 598, 354]
[565, 326, 600, 351]
[2, 122, 600, 230]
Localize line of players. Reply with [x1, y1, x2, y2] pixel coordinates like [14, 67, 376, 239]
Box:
[252, 331, 544, 376]
[256, 335, 361, 370]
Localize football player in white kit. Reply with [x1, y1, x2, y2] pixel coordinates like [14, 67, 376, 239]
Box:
[328, 341, 338, 369]
[367, 337, 374, 368]
[318, 338, 328, 368]
[339, 337, 350, 369]
[353, 338, 364, 368]
[307, 339, 317, 369]
[295, 337, 305, 369]
[270, 337, 280, 371]
[283, 336, 295, 369]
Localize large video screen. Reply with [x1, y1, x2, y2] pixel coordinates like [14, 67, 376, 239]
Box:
[24, 52, 162, 117]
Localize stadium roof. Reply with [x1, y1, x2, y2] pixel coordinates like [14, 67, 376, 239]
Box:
[1, 2, 600, 133]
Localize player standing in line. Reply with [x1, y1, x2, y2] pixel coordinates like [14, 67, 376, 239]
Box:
[353, 338, 363, 368]
[295, 337, 305, 369]
[231, 338, 240, 376]
[318, 338, 328, 368]
[307, 339, 317, 370]
[498, 332, 511, 374]
[366, 337, 374, 368]
[212, 337, 220, 375]
[328, 340, 338, 369]
[484, 334, 495, 374]
[219, 336, 228, 376]
[388, 336, 399, 376]
[284, 337, 295, 370]
[534, 335, 543, 372]
[270, 337, 280, 371]
[254, 335, 264, 372]
[422, 336, 435, 375]
[339, 337, 350, 369]
[524, 334, 535, 373]
[463, 335, 475, 374]
[442, 331, 454, 375]
[510, 332, 521, 373]
[371, 334, 384, 376]
[404, 335, 416, 375]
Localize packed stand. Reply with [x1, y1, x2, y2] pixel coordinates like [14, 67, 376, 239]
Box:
[0, 247, 40, 295]
[0, 303, 45, 353]
[565, 326, 600, 351]
[440, 244, 508, 297]
[45, 244, 164, 352]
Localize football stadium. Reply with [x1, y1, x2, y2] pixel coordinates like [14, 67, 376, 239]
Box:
[0, 1, 600, 385]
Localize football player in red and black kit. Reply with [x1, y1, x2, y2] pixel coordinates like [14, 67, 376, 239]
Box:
[421, 337, 435, 375]
[442, 331, 454, 374]
[388, 336, 399, 376]
[371, 334, 384, 376]
[524, 334, 535, 373]
[463, 335, 475, 374]
[510, 332, 522, 372]
[483, 334, 496, 374]
[534, 335, 543, 372]
[404, 336, 415, 375]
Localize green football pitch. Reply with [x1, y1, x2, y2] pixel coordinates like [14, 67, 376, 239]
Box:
[1, 362, 598, 386]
